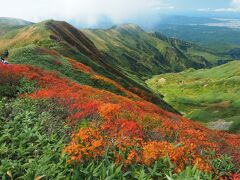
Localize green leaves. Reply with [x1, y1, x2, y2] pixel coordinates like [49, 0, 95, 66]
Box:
[72, 160, 126, 180]
[0, 96, 237, 179]
[166, 164, 212, 180]
[17, 78, 38, 95]
[0, 98, 71, 179]
[210, 154, 238, 179]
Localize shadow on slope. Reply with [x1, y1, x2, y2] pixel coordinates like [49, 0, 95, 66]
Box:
[0, 20, 178, 113]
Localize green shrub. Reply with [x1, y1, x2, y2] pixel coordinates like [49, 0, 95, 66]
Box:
[210, 154, 238, 179]
[166, 164, 213, 180]
[0, 98, 72, 179]
[0, 77, 37, 98]
[228, 120, 240, 133]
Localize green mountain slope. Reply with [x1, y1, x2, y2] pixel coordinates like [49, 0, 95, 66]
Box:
[0, 17, 33, 36]
[147, 61, 240, 133]
[83, 24, 231, 81]
[0, 20, 177, 113]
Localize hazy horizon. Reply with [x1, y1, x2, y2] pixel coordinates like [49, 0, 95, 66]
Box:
[1, 0, 240, 28]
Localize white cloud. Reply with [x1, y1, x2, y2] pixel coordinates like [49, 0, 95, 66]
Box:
[214, 0, 240, 12]
[214, 8, 239, 12]
[197, 1, 240, 13]
[0, 0, 166, 25]
[198, 8, 239, 12]
[197, 8, 212, 12]
[232, 0, 240, 9]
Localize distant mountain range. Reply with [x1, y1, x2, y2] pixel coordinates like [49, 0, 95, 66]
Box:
[0, 17, 33, 36]
[153, 15, 240, 54]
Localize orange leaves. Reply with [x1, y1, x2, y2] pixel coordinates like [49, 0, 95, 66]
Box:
[64, 118, 210, 172]
[98, 103, 121, 120]
[66, 128, 204, 171]
[101, 119, 143, 153]
[91, 74, 139, 98]
[142, 141, 211, 172]
[0, 63, 240, 173]
[69, 101, 100, 121]
[64, 127, 105, 162]
[142, 142, 165, 165]
[126, 149, 140, 164]
[68, 57, 139, 99]
[102, 119, 143, 140]
[64, 118, 144, 164]
[67, 58, 93, 73]
[194, 158, 211, 172]
[231, 173, 240, 180]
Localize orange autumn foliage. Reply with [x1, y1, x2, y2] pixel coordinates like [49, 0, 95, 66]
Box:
[67, 58, 140, 99]
[0, 63, 239, 173]
[67, 58, 93, 73]
[98, 103, 121, 120]
[64, 127, 104, 162]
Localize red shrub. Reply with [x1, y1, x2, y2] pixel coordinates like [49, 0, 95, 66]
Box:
[0, 63, 239, 173]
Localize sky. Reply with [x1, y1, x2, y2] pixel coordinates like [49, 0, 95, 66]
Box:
[0, 0, 239, 27]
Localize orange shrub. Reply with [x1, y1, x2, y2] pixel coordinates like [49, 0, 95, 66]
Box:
[0, 63, 239, 173]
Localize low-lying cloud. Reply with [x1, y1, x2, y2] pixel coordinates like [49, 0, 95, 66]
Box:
[0, 0, 168, 25]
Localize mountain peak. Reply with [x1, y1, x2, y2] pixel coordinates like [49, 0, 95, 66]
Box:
[111, 23, 144, 32]
[0, 17, 33, 36]
[0, 17, 33, 26]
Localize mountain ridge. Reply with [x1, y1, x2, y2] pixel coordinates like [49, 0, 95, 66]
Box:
[83, 24, 231, 79]
[0, 19, 178, 113]
[0, 19, 234, 114]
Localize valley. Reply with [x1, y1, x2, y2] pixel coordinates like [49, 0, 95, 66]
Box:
[147, 61, 240, 133]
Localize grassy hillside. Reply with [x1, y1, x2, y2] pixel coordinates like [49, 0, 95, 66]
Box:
[0, 63, 239, 179]
[83, 25, 231, 81]
[147, 61, 240, 133]
[153, 33, 230, 65]
[0, 21, 139, 98]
